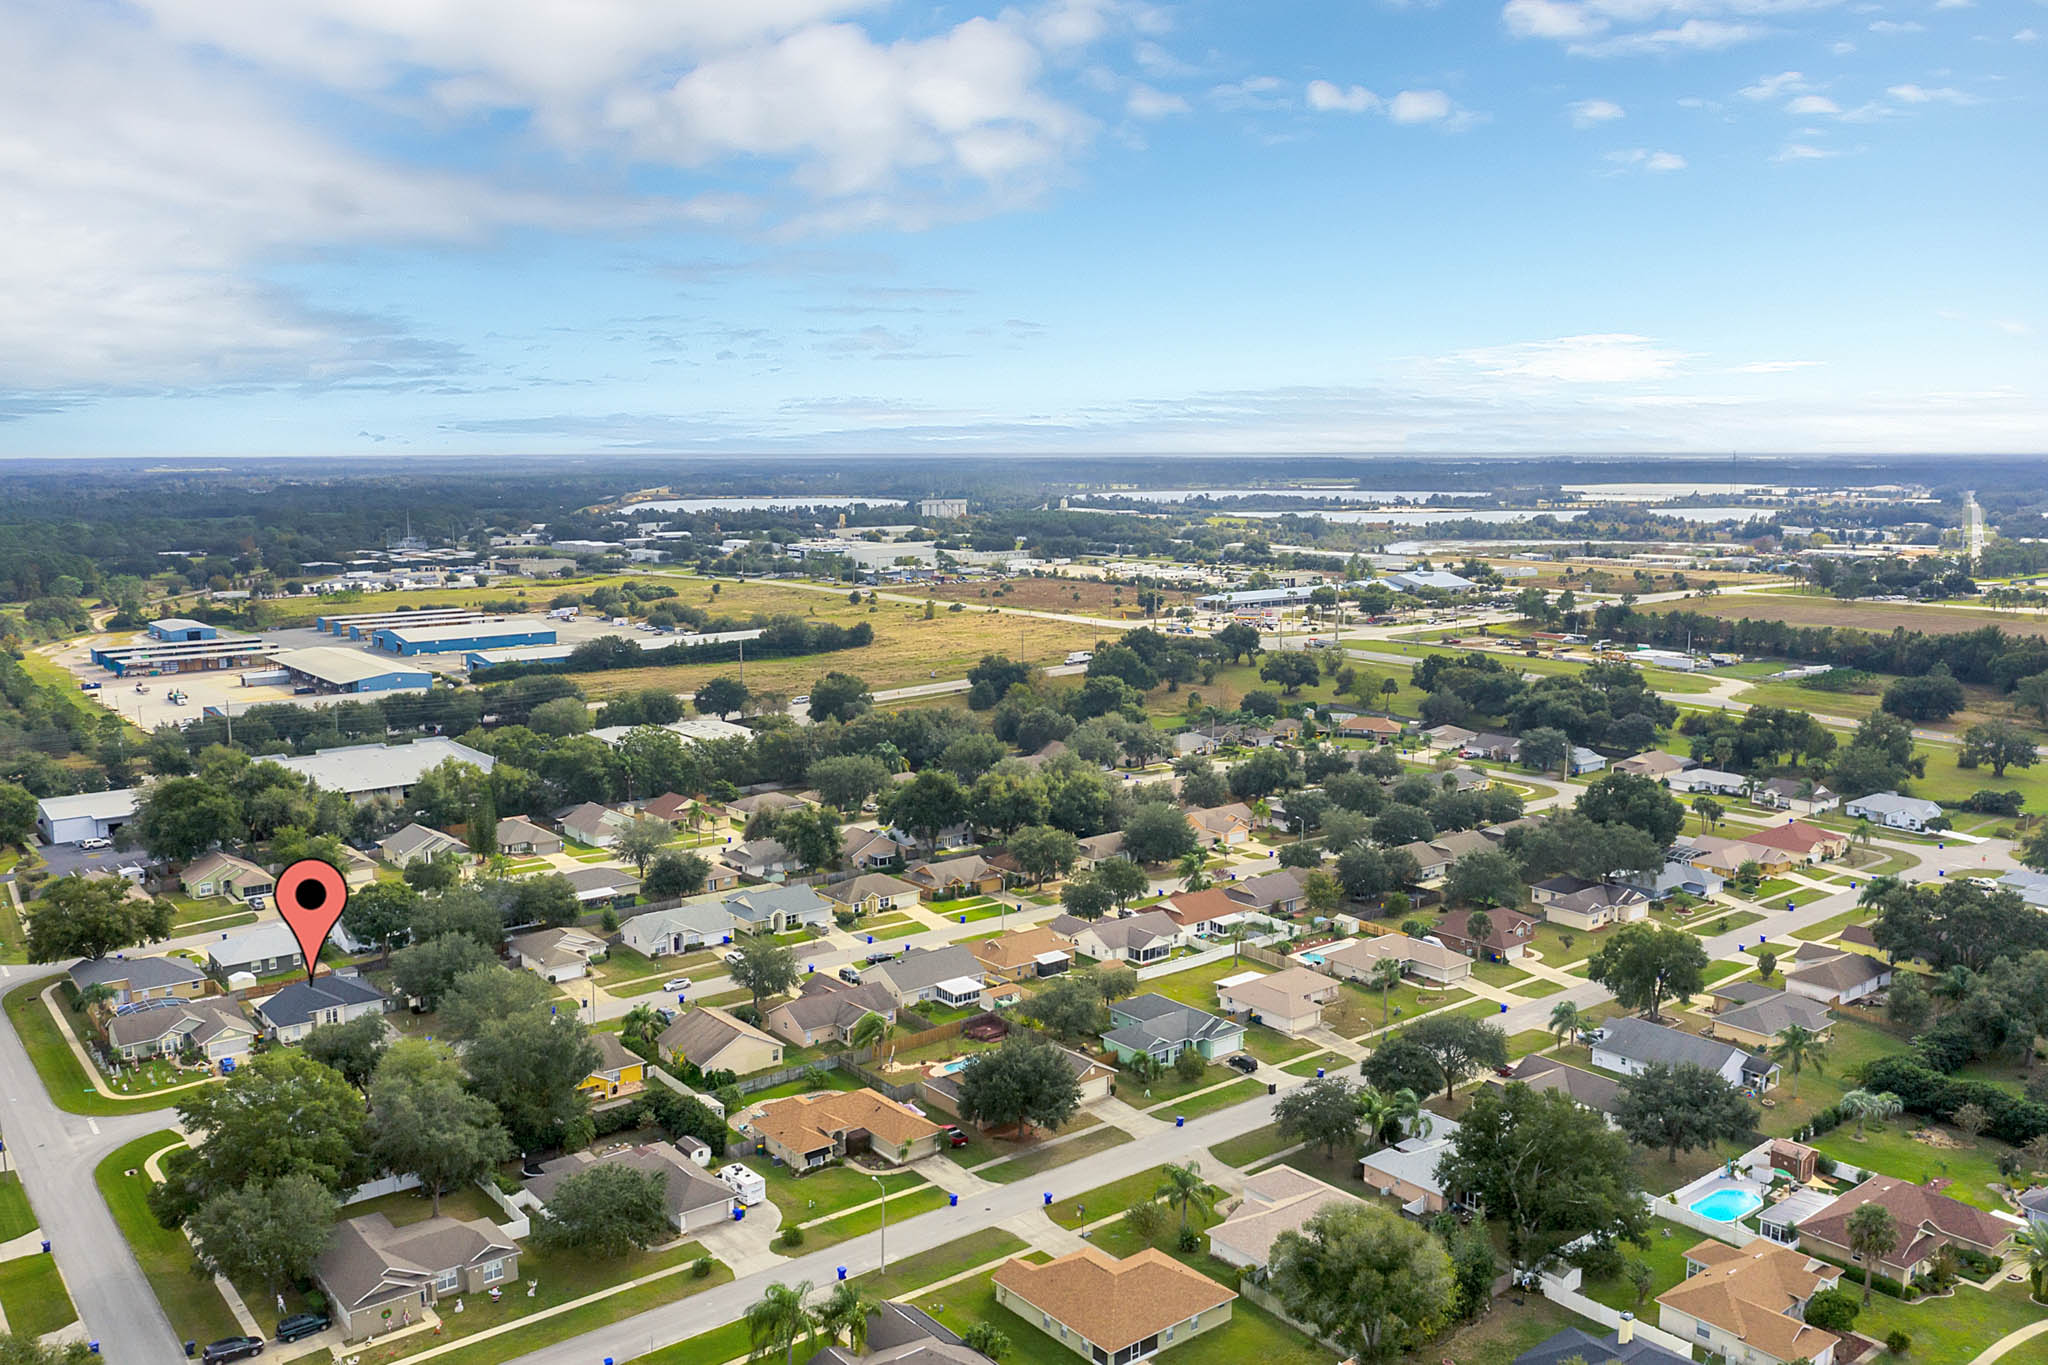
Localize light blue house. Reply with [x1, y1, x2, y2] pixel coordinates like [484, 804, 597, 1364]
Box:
[1102, 993, 1244, 1065]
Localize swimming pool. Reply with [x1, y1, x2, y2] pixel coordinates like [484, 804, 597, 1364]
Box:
[1689, 1187, 1764, 1222]
[929, 1058, 972, 1077]
[1299, 952, 1326, 965]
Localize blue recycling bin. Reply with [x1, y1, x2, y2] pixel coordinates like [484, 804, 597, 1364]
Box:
[1499, 1004, 1508, 1013]
[837, 1267, 847, 1281]
[949, 1194, 959, 1207]
[1175, 1116, 1184, 1127]
[959, 914, 967, 923]
[866, 935, 874, 944]
[1315, 1068, 1324, 1079]
[1043, 1192, 1053, 1205]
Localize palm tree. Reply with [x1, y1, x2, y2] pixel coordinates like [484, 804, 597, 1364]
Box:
[962, 1323, 1012, 1362]
[621, 1004, 660, 1049]
[1226, 921, 1254, 965]
[1370, 956, 1406, 1025]
[1359, 1084, 1424, 1147]
[848, 1011, 897, 1064]
[1691, 796, 1723, 833]
[745, 1281, 815, 1365]
[1154, 1161, 1213, 1237]
[1839, 1089, 1902, 1140]
[1178, 851, 1211, 892]
[1931, 965, 1976, 1013]
[1846, 1203, 1900, 1306]
[2015, 1227, 2048, 1302]
[1770, 1024, 1829, 1100]
[811, 1283, 881, 1353]
[1548, 1000, 1585, 1048]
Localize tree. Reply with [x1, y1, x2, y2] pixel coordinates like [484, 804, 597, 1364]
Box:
[511, 872, 580, 928]
[0, 1335, 98, 1365]
[1436, 1084, 1647, 1270]
[301, 1014, 391, 1092]
[881, 769, 965, 852]
[1756, 948, 1779, 983]
[1215, 622, 1262, 664]
[1882, 667, 1964, 723]
[807, 755, 890, 811]
[1274, 1078, 1364, 1160]
[1951, 1101, 1990, 1139]
[1446, 850, 1522, 909]
[169, 1050, 371, 1213]
[369, 1040, 510, 1214]
[0, 783, 35, 847]
[1267, 1202, 1456, 1364]
[1839, 1089, 1903, 1140]
[847, 1011, 895, 1062]
[695, 675, 750, 719]
[23, 875, 173, 961]
[1009, 825, 1080, 886]
[773, 804, 842, 872]
[438, 964, 556, 1041]
[463, 1010, 601, 1152]
[2016, 1226, 2048, 1301]
[1401, 1015, 1509, 1103]
[403, 854, 461, 893]
[1369, 956, 1406, 1026]
[745, 1281, 815, 1365]
[391, 932, 496, 1010]
[533, 1163, 670, 1256]
[1962, 719, 2037, 779]
[1692, 795, 1724, 831]
[1121, 802, 1197, 865]
[1177, 849, 1211, 892]
[1358, 1084, 1425, 1147]
[1259, 652, 1321, 695]
[955, 1034, 1084, 1137]
[1095, 856, 1149, 908]
[1174, 758, 1230, 810]
[728, 933, 801, 1011]
[1362, 1037, 1446, 1099]
[1846, 1202, 1900, 1305]
[186, 1172, 339, 1297]
[134, 775, 243, 860]
[960, 1324, 1011, 1362]
[812, 1284, 884, 1355]
[1059, 872, 1112, 920]
[614, 815, 671, 876]
[1586, 923, 1708, 1022]
[1516, 727, 1570, 775]
[1154, 1160, 1212, 1236]
[1091, 963, 1139, 1004]
[1121, 1199, 1172, 1247]
[1303, 868, 1342, 916]
[1019, 974, 1106, 1042]
[1575, 771, 1684, 846]
[1615, 1063, 1757, 1163]
[805, 670, 873, 724]
[341, 880, 417, 963]
[1771, 1023, 1830, 1100]
[644, 849, 712, 899]
[1804, 1286, 1860, 1333]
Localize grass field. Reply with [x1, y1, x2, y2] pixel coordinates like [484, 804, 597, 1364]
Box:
[0, 1173, 37, 1242]
[1641, 592, 2048, 640]
[1149, 1077, 1265, 1120]
[752, 1160, 925, 1225]
[978, 1126, 1134, 1183]
[3, 980, 204, 1115]
[0, 1252, 78, 1337]
[1208, 1122, 1298, 1169]
[96, 1131, 244, 1345]
[1851, 1279, 2044, 1365]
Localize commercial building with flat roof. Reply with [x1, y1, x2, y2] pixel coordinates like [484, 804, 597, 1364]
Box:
[272, 646, 433, 694]
[148, 618, 217, 642]
[89, 635, 279, 676]
[37, 789, 140, 844]
[272, 738, 495, 801]
[318, 608, 502, 639]
[371, 620, 555, 656]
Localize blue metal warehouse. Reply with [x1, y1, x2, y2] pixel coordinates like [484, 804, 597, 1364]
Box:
[148, 617, 219, 642]
[270, 647, 433, 694]
[371, 621, 557, 656]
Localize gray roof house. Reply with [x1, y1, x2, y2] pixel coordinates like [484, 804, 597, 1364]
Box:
[525, 1144, 733, 1235]
[619, 900, 734, 957]
[255, 974, 390, 1043]
[724, 884, 834, 933]
[1497, 1054, 1621, 1117]
[104, 998, 257, 1063]
[377, 822, 465, 868]
[1513, 1325, 1689, 1365]
[1622, 859, 1726, 901]
[1590, 1017, 1778, 1092]
[1224, 869, 1309, 916]
[1102, 994, 1244, 1064]
[803, 1303, 986, 1365]
[315, 1213, 519, 1340]
[1842, 791, 1943, 831]
[204, 921, 305, 978]
[562, 865, 641, 907]
[1049, 910, 1183, 965]
[868, 946, 985, 1008]
[70, 954, 208, 1006]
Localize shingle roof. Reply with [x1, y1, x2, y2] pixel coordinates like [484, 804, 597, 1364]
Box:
[748, 1088, 942, 1156]
[873, 945, 981, 994]
[1657, 1239, 1839, 1363]
[656, 1006, 779, 1067]
[317, 1213, 516, 1313]
[1798, 1175, 2014, 1270]
[1209, 1166, 1360, 1269]
[1105, 994, 1239, 1052]
[526, 1145, 730, 1225]
[1784, 949, 1889, 994]
[1504, 1054, 1621, 1114]
[256, 974, 386, 1028]
[70, 954, 206, 991]
[1715, 991, 1835, 1039]
[1595, 1017, 1749, 1073]
[992, 1247, 1236, 1352]
[105, 998, 253, 1049]
[1513, 1327, 1690, 1365]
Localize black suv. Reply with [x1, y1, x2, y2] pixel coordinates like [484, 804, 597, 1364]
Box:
[202, 1338, 264, 1363]
[1225, 1054, 1258, 1075]
[274, 1314, 329, 1344]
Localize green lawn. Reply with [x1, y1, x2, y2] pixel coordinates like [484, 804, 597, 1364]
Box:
[1506, 1029, 1555, 1058]
[0, 1173, 37, 1241]
[744, 1158, 924, 1225]
[1140, 957, 1268, 1008]
[1518, 921, 1598, 966]
[1423, 1297, 1609, 1365]
[801, 1185, 952, 1251]
[1701, 956, 1755, 986]
[857, 1230, 1032, 1299]
[1282, 1053, 1337, 1077]
[1509, 976, 1566, 999]
[343, 1184, 505, 1228]
[737, 1070, 864, 1102]
[1792, 907, 1874, 941]
[1754, 1014, 1913, 1139]
[0, 1252, 77, 1337]
[95, 1131, 243, 1345]
[1580, 1218, 1699, 1312]
[1689, 909, 1764, 937]
[1851, 1280, 2044, 1365]
[1048, 1164, 1192, 1228]
[978, 1126, 1134, 1183]
[3, 980, 196, 1116]
[1149, 1078, 1265, 1120]
[1208, 1122, 1298, 1169]
[1238, 1026, 1317, 1065]
[1469, 958, 1533, 989]
[1810, 1120, 2013, 1211]
[1116, 1058, 1234, 1109]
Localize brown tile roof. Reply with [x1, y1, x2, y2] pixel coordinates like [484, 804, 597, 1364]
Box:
[967, 926, 1075, 973]
[993, 1247, 1236, 1351]
[1435, 908, 1538, 954]
[1745, 822, 1845, 856]
[749, 1088, 942, 1156]
[1161, 886, 1245, 928]
[642, 793, 693, 822]
[1798, 1176, 2014, 1273]
[1657, 1238, 1840, 1364]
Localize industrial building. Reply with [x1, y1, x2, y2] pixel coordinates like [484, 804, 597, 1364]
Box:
[272, 738, 495, 802]
[1196, 586, 1320, 610]
[317, 608, 503, 640]
[463, 628, 759, 672]
[148, 618, 218, 642]
[37, 789, 139, 844]
[269, 646, 434, 694]
[89, 635, 279, 676]
[588, 716, 753, 746]
[370, 620, 555, 656]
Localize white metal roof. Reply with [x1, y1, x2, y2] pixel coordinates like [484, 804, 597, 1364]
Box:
[274, 646, 431, 686]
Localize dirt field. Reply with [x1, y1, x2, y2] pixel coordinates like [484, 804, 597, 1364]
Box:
[927, 577, 1193, 618]
[1638, 592, 2048, 639]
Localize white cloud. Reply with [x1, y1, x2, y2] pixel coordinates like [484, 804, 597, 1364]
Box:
[1389, 89, 1454, 124]
[1210, 75, 1290, 110]
[2016, 28, 2039, 43]
[1568, 97, 1626, 126]
[1731, 359, 1824, 372]
[1994, 319, 2034, 337]
[1573, 19, 1762, 56]
[1503, 0, 1606, 40]
[1125, 83, 1190, 117]
[1606, 147, 1688, 171]
[1773, 141, 1839, 160]
[1830, 39, 1856, 54]
[1868, 19, 1925, 34]
[1933, 0, 1972, 9]
[1787, 94, 1841, 114]
[1888, 83, 1978, 103]
[1740, 71, 1809, 100]
[1449, 333, 1691, 383]
[1307, 79, 1382, 113]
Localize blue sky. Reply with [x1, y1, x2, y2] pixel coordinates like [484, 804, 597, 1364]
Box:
[1, 0, 2040, 456]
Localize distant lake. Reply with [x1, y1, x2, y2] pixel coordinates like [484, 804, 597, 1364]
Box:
[1074, 481, 1782, 506]
[1231, 505, 1777, 527]
[627, 496, 907, 513]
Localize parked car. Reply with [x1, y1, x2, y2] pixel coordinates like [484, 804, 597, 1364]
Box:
[836, 966, 862, 984]
[864, 949, 896, 964]
[77, 681, 101, 691]
[723, 950, 745, 967]
[662, 977, 693, 992]
[942, 1125, 970, 1148]
[273, 1314, 329, 1344]
[203, 1338, 265, 1363]
[77, 836, 111, 850]
[1226, 1054, 1258, 1075]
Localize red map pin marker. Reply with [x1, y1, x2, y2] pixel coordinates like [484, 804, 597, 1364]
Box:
[275, 859, 349, 983]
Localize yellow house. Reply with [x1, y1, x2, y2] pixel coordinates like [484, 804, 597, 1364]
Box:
[580, 1033, 647, 1100]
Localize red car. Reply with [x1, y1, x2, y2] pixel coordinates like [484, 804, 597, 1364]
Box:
[942, 1126, 970, 1148]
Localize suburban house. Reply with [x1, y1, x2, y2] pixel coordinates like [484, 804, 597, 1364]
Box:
[867, 944, 987, 1008]
[1494, 1054, 1620, 1119]
[1101, 994, 1244, 1065]
[618, 901, 734, 958]
[1222, 869, 1309, 917]
[70, 954, 209, 1007]
[1208, 1166, 1363, 1271]
[966, 927, 1074, 984]
[1185, 803, 1254, 849]
[924, 1042, 1115, 1118]
[1530, 876, 1650, 931]
[1614, 751, 1696, 780]
[1798, 1176, 2014, 1282]
[559, 802, 633, 847]
[375, 823, 465, 869]
[1782, 945, 1893, 1006]
[1655, 1238, 1842, 1365]
[1745, 821, 1849, 864]
[724, 884, 835, 933]
[254, 974, 390, 1043]
[1754, 779, 1839, 816]
[1623, 860, 1726, 901]
[1214, 967, 1340, 1036]
[729, 790, 807, 821]
[103, 998, 256, 1064]
[1681, 836, 1795, 878]
[579, 1033, 646, 1100]
[526, 1144, 732, 1234]
[562, 865, 641, 909]
[1315, 932, 1472, 986]
[657, 1006, 783, 1076]
[1460, 733, 1521, 763]
[1160, 886, 1258, 935]
[1049, 911, 1182, 965]
[742, 1088, 945, 1169]
[840, 827, 914, 871]
[992, 1247, 1237, 1365]
[1434, 765, 1493, 793]
[315, 1213, 520, 1340]
[1705, 987, 1835, 1050]
[1337, 714, 1403, 741]
[1423, 724, 1477, 751]
[722, 838, 800, 880]
[802, 1303, 982, 1365]
[763, 976, 898, 1048]
[1568, 745, 1607, 775]
[508, 926, 609, 983]
[1670, 768, 1748, 797]
[2017, 1186, 2048, 1235]
[179, 851, 276, 903]
[902, 854, 1006, 900]
[1843, 791, 1944, 832]
[825, 873, 923, 916]
[205, 921, 306, 978]
[1359, 1113, 1461, 1216]
[1591, 1017, 1778, 1092]
[1392, 839, 1453, 884]
[1433, 908, 1539, 962]
[639, 793, 696, 826]
[494, 815, 563, 856]
[1513, 1324, 1689, 1365]
[1075, 831, 1128, 867]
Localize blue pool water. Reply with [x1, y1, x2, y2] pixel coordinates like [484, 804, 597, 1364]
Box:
[1689, 1188, 1764, 1222]
[1299, 952, 1326, 965]
[930, 1058, 972, 1077]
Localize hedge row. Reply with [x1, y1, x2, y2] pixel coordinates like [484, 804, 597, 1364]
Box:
[1860, 1055, 2048, 1145]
